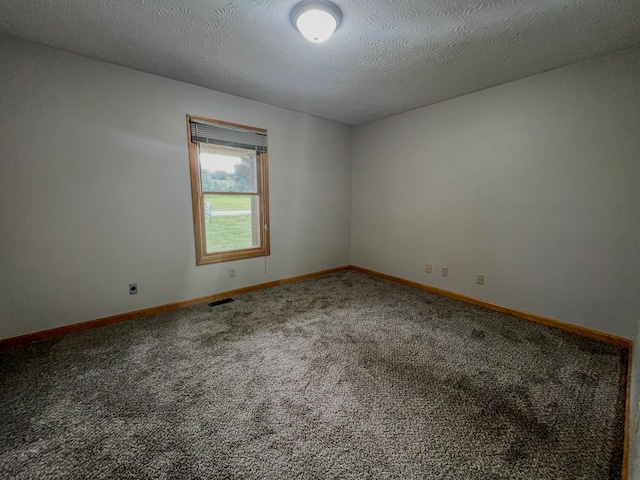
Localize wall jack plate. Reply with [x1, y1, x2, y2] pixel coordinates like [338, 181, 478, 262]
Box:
[129, 283, 138, 295]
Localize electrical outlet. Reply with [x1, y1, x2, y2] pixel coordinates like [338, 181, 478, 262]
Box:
[441, 267, 448, 277]
[476, 275, 485, 285]
[425, 263, 432, 274]
[229, 268, 236, 278]
[129, 283, 138, 295]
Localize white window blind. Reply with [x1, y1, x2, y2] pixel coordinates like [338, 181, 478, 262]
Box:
[190, 119, 267, 153]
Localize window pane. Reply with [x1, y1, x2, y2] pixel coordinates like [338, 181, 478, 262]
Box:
[199, 144, 257, 193]
[203, 194, 260, 253]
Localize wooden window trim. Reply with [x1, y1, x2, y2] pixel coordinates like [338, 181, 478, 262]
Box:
[186, 114, 270, 265]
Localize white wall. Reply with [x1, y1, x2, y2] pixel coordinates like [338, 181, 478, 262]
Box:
[1, 35, 638, 343]
[351, 46, 640, 339]
[0, 36, 353, 340]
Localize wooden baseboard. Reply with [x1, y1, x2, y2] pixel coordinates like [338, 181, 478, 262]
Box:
[623, 342, 633, 480]
[4, 263, 631, 350]
[0, 266, 350, 349]
[349, 265, 632, 349]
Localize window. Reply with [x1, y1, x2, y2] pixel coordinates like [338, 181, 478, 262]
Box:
[186, 115, 270, 265]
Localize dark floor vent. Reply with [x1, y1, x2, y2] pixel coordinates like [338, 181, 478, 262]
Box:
[208, 298, 234, 307]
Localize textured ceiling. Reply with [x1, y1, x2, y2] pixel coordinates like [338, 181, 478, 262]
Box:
[1, 0, 639, 125]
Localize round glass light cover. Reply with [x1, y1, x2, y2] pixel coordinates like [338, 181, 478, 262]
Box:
[295, 8, 337, 43]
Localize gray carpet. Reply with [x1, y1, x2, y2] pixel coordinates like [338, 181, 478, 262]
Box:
[0, 270, 628, 479]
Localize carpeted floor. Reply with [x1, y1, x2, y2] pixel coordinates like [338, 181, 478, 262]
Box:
[0, 270, 628, 479]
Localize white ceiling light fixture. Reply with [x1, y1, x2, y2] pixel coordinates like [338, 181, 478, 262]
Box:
[291, 0, 342, 44]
